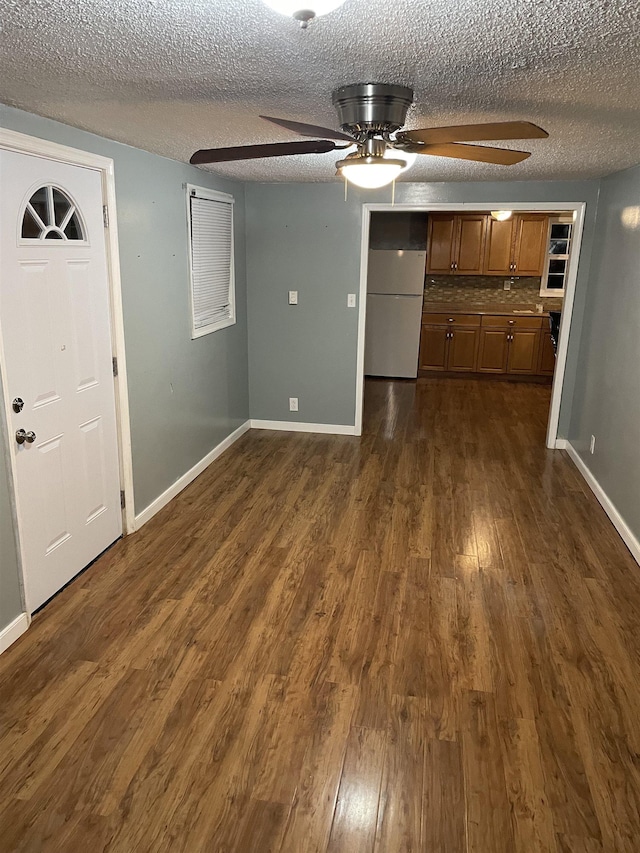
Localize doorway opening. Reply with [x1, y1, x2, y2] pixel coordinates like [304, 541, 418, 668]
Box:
[355, 202, 586, 449]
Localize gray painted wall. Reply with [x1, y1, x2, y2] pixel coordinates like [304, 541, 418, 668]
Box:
[569, 164, 640, 540]
[246, 180, 599, 429]
[0, 104, 249, 630]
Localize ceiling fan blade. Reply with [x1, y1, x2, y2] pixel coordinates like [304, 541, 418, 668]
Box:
[405, 142, 531, 165]
[190, 139, 338, 165]
[260, 115, 355, 142]
[398, 121, 548, 145]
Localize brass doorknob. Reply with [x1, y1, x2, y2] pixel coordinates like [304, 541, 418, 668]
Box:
[16, 429, 36, 445]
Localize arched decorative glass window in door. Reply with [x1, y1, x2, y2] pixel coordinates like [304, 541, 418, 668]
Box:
[21, 185, 85, 241]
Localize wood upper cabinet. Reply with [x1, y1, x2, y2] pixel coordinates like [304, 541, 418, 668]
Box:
[513, 214, 548, 276]
[483, 214, 549, 276]
[483, 217, 516, 275]
[426, 215, 457, 274]
[426, 214, 487, 275]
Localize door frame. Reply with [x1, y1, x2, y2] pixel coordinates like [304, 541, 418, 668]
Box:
[0, 129, 135, 615]
[355, 201, 587, 449]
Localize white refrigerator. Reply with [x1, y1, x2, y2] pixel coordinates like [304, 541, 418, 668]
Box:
[364, 249, 426, 378]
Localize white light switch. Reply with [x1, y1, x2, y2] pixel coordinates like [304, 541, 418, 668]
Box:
[347, 293, 357, 308]
[288, 290, 298, 305]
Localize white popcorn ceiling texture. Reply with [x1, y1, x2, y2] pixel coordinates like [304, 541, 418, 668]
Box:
[0, 0, 638, 182]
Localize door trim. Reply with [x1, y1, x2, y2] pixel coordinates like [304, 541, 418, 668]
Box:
[0, 129, 135, 617]
[356, 201, 587, 449]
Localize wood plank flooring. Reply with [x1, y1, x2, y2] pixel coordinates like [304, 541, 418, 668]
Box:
[2, 378, 640, 851]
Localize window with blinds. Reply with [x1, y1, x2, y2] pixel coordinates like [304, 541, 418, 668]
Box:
[187, 185, 235, 337]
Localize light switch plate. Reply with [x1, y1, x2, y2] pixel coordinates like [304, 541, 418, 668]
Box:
[347, 293, 357, 308]
[288, 290, 298, 305]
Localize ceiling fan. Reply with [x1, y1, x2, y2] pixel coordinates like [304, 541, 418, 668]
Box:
[190, 83, 548, 188]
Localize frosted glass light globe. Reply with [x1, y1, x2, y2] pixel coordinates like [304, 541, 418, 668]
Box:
[338, 159, 404, 189]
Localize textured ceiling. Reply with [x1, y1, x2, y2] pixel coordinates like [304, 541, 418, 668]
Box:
[1, 0, 639, 182]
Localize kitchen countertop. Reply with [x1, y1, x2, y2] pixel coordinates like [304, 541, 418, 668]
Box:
[422, 302, 557, 317]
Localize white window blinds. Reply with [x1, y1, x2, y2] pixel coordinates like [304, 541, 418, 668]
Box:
[188, 189, 235, 336]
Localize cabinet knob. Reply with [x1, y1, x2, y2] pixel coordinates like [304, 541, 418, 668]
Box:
[508, 320, 515, 325]
[450, 262, 455, 270]
[448, 318, 454, 322]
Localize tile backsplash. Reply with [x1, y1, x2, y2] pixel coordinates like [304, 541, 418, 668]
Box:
[424, 275, 563, 309]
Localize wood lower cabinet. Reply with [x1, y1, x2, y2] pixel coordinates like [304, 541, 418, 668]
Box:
[419, 325, 449, 370]
[478, 329, 509, 372]
[507, 328, 540, 374]
[421, 311, 553, 378]
[419, 314, 480, 372]
[537, 329, 556, 375]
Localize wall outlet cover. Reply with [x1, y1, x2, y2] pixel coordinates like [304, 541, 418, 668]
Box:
[347, 293, 357, 308]
[590, 435, 596, 454]
[289, 397, 299, 412]
[288, 290, 298, 305]
[503, 280, 512, 291]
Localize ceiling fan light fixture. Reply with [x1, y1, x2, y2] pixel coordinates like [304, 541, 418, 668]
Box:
[261, 0, 346, 27]
[336, 155, 405, 189]
[491, 210, 513, 221]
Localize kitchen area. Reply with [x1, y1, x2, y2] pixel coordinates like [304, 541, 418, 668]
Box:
[364, 210, 569, 381]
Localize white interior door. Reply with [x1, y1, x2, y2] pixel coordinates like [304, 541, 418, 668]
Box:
[0, 150, 122, 611]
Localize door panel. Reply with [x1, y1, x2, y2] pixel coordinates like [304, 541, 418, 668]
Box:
[419, 326, 449, 370]
[448, 328, 479, 371]
[514, 215, 548, 275]
[478, 329, 509, 372]
[456, 216, 486, 275]
[508, 330, 540, 374]
[538, 330, 556, 375]
[0, 150, 122, 611]
[426, 215, 456, 274]
[484, 218, 515, 275]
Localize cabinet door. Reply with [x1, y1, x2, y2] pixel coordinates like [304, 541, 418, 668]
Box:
[447, 328, 479, 371]
[456, 215, 487, 274]
[426, 215, 457, 273]
[537, 329, 556, 375]
[514, 215, 548, 275]
[477, 328, 509, 372]
[507, 329, 540, 374]
[484, 217, 515, 275]
[419, 325, 449, 370]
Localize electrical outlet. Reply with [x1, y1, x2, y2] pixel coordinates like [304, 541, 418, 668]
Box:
[590, 434, 596, 454]
[289, 397, 298, 412]
[347, 293, 357, 308]
[503, 279, 512, 291]
[288, 290, 298, 305]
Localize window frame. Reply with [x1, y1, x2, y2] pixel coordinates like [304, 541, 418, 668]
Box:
[186, 183, 236, 339]
[539, 214, 574, 297]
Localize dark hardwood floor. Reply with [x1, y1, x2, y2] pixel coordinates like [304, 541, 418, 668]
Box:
[1, 378, 640, 852]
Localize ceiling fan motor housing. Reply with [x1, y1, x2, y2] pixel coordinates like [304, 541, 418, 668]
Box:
[332, 83, 414, 135]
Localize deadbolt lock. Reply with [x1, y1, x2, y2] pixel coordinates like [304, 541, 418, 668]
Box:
[12, 397, 24, 413]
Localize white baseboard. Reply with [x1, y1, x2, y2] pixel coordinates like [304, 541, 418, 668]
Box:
[564, 441, 640, 566]
[0, 612, 29, 656]
[134, 420, 251, 530]
[554, 438, 569, 450]
[249, 419, 359, 436]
